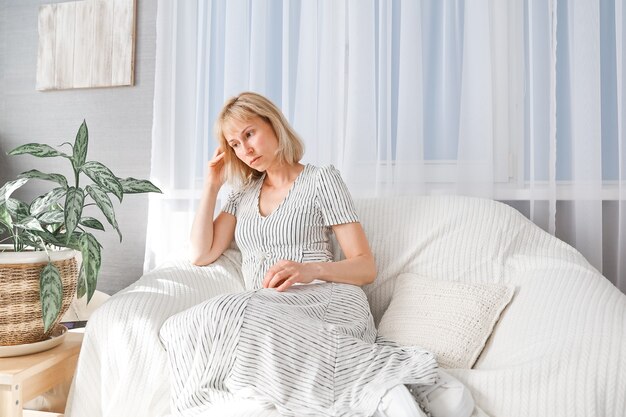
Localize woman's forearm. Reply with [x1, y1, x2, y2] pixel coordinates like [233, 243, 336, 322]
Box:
[264, 223, 376, 290]
[189, 183, 221, 263]
[313, 254, 377, 286]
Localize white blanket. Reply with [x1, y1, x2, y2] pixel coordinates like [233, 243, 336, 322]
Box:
[65, 196, 626, 417]
[65, 249, 246, 417]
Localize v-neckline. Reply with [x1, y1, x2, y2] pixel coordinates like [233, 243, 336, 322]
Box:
[256, 164, 308, 220]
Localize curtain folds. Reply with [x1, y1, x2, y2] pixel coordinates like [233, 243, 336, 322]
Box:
[615, 0, 625, 290]
[145, 0, 625, 293]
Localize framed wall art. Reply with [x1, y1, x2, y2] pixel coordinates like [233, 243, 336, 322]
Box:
[36, 0, 136, 91]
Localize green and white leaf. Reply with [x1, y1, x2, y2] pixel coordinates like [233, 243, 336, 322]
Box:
[6, 198, 29, 221]
[81, 161, 123, 201]
[77, 265, 87, 299]
[39, 262, 63, 332]
[117, 177, 162, 194]
[35, 229, 80, 250]
[64, 187, 85, 238]
[0, 203, 13, 229]
[37, 210, 65, 224]
[15, 215, 45, 232]
[0, 178, 29, 202]
[8, 143, 68, 159]
[20, 233, 42, 249]
[85, 185, 122, 241]
[79, 217, 105, 231]
[79, 233, 101, 302]
[72, 120, 89, 171]
[18, 169, 68, 188]
[30, 187, 67, 216]
[30, 227, 56, 242]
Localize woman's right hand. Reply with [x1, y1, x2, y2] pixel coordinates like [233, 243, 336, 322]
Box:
[206, 147, 226, 188]
[191, 146, 235, 266]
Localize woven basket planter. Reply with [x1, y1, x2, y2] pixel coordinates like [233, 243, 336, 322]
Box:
[0, 245, 78, 346]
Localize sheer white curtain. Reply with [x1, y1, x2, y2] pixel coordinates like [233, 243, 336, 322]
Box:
[605, 1, 626, 293]
[525, 0, 625, 291]
[618, 0, 626, 289]
[145, 0, 625, 293]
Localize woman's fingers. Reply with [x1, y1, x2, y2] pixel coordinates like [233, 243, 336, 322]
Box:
[205, 148, 226, 187]
[212, 146, 224, 158]
[263, 260, 314, 291]
[262, 267, 274, 288]
[208, 149, 225, 166]
[267, 270, 290, 289]
[263, 261, 288, 288]
[276, 279, 294, 292]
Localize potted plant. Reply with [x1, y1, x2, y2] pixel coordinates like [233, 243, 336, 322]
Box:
[0, 120, 161, 345]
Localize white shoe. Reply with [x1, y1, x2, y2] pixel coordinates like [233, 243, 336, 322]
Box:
[373, 384, 428, 417]
[409, 370, 474, 417]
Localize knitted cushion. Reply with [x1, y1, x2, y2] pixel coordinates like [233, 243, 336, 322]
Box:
[377, 273, 515, 369]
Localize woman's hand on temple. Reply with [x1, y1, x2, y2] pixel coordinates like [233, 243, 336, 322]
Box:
[206, 147, 226, 188]
[263, 260, 317, 291]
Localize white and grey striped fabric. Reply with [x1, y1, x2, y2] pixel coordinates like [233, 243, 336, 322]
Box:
[159, 165, 438, 416]
[222, 164, 359, 289]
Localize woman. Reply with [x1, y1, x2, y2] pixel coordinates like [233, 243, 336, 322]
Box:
[168, 92, 473, 417]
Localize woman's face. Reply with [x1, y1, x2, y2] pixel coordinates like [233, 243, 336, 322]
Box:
[225, 116, 279, 171]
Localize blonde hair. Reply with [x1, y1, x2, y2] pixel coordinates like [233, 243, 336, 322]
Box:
[215, 92, 305, 186]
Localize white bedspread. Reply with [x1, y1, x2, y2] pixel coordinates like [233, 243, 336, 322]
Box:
[65, 196, 626, 417]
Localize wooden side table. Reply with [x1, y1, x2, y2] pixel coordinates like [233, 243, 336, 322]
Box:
[0, 332, 83, 417]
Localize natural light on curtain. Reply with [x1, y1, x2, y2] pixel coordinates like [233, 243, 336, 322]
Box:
[145, 0, 625, 293]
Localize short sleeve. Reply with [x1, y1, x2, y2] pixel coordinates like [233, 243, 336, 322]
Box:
[316, 165, 359, 226]
[221, 188, 243, 217]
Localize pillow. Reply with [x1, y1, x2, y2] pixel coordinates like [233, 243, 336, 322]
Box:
[377, 273, 515, 369]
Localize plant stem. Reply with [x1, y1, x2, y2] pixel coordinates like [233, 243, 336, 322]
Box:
[12, 227, 19, 252]
[39, 236, 51, 262]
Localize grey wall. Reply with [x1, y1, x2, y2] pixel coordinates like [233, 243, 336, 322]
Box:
[0, 0, 157, 295]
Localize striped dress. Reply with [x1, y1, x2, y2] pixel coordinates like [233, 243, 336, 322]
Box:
[160, 164, 437, 416]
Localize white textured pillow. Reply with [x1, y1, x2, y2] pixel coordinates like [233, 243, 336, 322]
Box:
[377, 273, 515, 369]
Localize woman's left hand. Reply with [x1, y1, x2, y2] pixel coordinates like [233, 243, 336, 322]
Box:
[263, 260, 317, 291]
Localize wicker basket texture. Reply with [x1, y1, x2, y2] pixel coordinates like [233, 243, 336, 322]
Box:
[0, 257, 78, 346]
